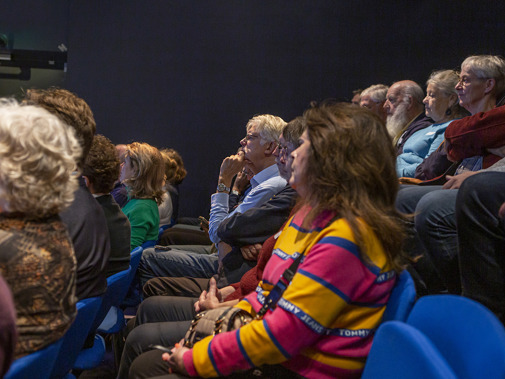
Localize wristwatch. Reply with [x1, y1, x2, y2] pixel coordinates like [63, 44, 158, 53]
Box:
[231, 189, 240, 196]
[216, 183, 230, 193]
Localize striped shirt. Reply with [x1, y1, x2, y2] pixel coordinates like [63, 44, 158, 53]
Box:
[184, 205, 396, 378]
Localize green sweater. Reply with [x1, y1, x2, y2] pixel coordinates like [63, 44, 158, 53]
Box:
[122, 198, 159, 249]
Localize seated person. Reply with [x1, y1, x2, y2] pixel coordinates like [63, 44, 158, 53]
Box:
[24, 88, 110, 301]
[397, 69, 468, 178]
[120, 142, 165, 249]
[138, 114, 287, 283]
[0, 99, 79, 358]
[359, 83, 388, 122]
[128, 102, 410, 378]
[82, 134, 132, 277]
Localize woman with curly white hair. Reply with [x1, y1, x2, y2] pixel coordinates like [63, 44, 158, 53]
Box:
[0, 99, 81, 358]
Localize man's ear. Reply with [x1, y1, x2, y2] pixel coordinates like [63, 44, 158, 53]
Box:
[264, 141, 277, 156]
[484, 78, 496, 95]
[405, 95, 414, 110]
[83, 175, 90, 188]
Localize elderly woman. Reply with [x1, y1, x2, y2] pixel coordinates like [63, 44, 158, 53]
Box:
[129, 103, 409, 379]
[395, 54, 505, 295]
[396, 70, 468, 178]
[0, 99, 81, 358]
[121, 142, 165, 249]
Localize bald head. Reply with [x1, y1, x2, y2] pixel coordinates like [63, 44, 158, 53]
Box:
[383, 80, 425, 138]
[385, 80, 425, 117]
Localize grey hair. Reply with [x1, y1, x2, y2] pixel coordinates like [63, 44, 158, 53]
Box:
[461, 55, 505, 96]
[401, 81, 425, 106]
[361, 84, 389, 103]
[246, 114, 286, 144]
[0, 98, 81, 217]
[427, 69, 468, 119]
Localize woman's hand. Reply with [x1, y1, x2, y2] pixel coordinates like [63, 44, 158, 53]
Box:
[194, 277, 222, 312]
[163, 340, 190, 376]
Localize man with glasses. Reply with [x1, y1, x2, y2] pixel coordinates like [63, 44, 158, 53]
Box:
[138, 114, 289, 289]
[360, 84, 388, 122]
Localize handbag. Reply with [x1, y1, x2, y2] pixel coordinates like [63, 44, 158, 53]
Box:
[184, 306, 253, 347]
[183, 248, 307, 348]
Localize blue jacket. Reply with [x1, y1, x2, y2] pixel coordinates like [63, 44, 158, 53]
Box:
[396, 120, 453, 178]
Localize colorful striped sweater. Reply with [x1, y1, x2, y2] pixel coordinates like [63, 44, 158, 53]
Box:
[183, 206, 396, 378]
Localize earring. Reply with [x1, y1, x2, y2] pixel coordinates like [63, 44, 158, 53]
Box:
[445, 108, 452, 116]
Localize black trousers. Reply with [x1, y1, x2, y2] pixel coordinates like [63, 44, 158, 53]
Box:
[457, 171, 505, 323]
[117, 296, 197, 378]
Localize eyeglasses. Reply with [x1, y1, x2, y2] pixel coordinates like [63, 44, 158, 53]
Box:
[275, 143, 289, 156]
[457, 75, 488, 88]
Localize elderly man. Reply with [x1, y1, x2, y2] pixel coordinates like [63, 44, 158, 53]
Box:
[138, 114, 287, 282]
[360, 84, 388, 122]
[384, 80, 432, 153]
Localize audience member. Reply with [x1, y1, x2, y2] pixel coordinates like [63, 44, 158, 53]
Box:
[0, 274, 17, 377]
[121, 142, 165, 249]
[25, 88, 111, 301]
[138, 114, 287, 283]
[397, 70, 467, 177]
[140, 118, 304, 298]
[128, 102, 409, 378]
[82, 134, 132, 277]
[396, 54, 505, 294]
[0, 99, 80, 358]
[384, 80, 432, 149]
[360, 83, 388, 121]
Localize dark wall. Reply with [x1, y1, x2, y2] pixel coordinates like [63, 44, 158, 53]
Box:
[2, 1, 505, 217]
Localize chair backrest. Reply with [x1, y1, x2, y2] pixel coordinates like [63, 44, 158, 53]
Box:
[141, 240, 156, 249]
[5, 338, 64, 379]
[50, 296, 102, 379]
[407, 294, 505, 379]
[91, 266, 131, 332]
[128, 246, 143, 281]
[382, 269, 416, 322]
[362, 321, 457, 379]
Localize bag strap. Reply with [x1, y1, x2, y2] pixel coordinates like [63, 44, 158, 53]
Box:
[256, 214, 339, 318]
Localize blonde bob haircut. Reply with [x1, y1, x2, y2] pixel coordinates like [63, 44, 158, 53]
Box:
[246, 114, 286, 145]
[124, 142, 165, 204]
[0, 99, 81, 218]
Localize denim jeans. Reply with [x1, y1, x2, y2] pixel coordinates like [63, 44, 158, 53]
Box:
[138, 247, 219, 288]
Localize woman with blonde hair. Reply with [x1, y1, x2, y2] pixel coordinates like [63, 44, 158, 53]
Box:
[129, 102, 409, 378]
[397, 69, 468, 178]
[120, 142, 165, 249]
[0, 99, 81, 358]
